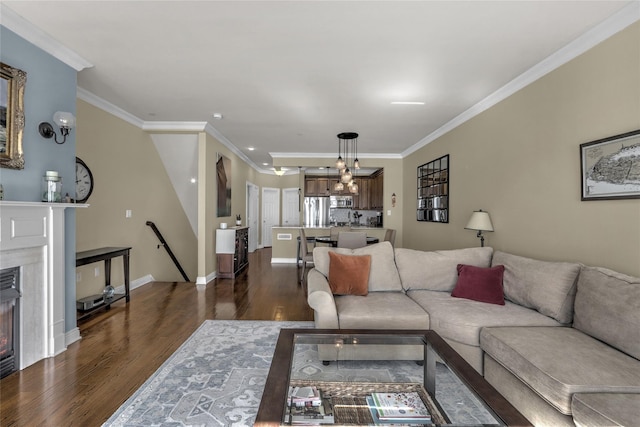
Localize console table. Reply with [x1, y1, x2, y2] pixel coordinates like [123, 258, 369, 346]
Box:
[76, 246, 131, 319]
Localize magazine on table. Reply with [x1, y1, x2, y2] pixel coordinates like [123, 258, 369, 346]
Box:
[368, 392, 431, 423]
[288, 388, 334, 425]
[366, 396, 432, 425]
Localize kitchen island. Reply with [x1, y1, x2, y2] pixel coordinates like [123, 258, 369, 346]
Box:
[270, 226, 387, 263]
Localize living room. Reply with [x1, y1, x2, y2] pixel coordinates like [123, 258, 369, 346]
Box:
[0, 2, 639, 426]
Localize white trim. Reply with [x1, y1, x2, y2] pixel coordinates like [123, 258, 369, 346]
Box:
[65, 328, 81, 346]
[77, 88, 144, 128]
[143, 121, 208, 132]
[0, 4, 93, 71]
[402, 1, 640, 157]
[271, 258, 298, 264]
[271, 152, 402, 160]
[195, 271, 216, 286]
[113, 274, 155, 294]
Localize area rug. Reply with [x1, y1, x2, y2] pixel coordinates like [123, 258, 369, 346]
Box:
[104, 320, 494, 426]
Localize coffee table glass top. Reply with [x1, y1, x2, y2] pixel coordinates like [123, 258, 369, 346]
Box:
[255, 329, 531, 426]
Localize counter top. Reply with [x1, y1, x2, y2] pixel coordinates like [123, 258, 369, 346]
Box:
[272, 225, 384, 230]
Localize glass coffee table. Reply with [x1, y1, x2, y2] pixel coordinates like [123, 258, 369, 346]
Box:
[255, 329, 531, 426]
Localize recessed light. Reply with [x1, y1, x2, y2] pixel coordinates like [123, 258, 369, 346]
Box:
[262, 162, 269, 166]
[190, 177, 197, 184]
[212, 113, 223, 120]
[391, 101, 425, 105]
[247, 147, 255, 151]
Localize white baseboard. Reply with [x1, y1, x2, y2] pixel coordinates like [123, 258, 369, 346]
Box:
[65, 327, 81, 346]
[115, 274, 155, 294]
[196, 271, 217, 286]
[271, 258, 301, 264]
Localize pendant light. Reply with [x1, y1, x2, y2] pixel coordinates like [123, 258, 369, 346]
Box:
[335, 138, 345, 170]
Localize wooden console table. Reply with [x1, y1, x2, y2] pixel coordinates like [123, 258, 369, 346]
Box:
[76, 246, 131, 319]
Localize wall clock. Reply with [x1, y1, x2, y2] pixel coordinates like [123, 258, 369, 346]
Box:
[75, 157, 94, 203]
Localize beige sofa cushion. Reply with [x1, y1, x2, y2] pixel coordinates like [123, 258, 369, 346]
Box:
[491, 251, 580, 324]
[573, 266, 640, 360]
[312, 241, 402, 292]
[572, 393, 640, 427]
[409, 290, 560, 348]
[481, 327, 640, 415]
[335, 292, 429, 329]
[395, 247, 493, 291]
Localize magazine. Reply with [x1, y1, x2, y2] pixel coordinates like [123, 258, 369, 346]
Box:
[370, 392, 431, 421]
[366, 396, 432, 425]
[289, 390, 334, 425]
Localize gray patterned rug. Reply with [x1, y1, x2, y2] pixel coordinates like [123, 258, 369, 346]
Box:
[104, 320, 494, 426]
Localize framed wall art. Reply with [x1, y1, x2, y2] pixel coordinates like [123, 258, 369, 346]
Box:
[580, 129, 640, 201]
[417, 154, 449, 223]
[216, 152, 232, 217]
[1, 62, 27, 170]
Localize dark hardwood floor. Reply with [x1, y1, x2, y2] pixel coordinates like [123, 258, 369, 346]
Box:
[0, 248, 313, 426]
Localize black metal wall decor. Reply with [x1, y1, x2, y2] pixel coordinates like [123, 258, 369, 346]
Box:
[417, 154, 449, 223]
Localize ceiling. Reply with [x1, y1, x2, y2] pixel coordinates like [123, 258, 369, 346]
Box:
[2, 1, 637, 175]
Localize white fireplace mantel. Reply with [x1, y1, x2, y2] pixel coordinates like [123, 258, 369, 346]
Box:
[0, 201, 87, 369]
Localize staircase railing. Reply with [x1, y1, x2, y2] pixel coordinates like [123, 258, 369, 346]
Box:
[145, 221, 190, 282]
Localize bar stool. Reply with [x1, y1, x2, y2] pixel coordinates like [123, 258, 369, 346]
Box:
[296, 232, 316, 267]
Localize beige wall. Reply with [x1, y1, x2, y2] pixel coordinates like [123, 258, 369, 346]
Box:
[402, 22, 640, 276]
[76, 100, 198, 298]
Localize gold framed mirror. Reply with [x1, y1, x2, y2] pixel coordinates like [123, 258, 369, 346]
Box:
[1, 62, 27, 169]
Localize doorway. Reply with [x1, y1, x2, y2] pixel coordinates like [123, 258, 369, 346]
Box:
[261, 187, 280, 247]
[246, 181, 259, 252]
[282, 188, 300, 227]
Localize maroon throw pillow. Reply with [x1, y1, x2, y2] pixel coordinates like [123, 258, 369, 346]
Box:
[451, 264, 505, 305]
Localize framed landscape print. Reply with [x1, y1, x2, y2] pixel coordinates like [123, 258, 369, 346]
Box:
[580, 130, 640, 200]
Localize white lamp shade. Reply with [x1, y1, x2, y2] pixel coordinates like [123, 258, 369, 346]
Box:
[465, 210, 494, 232]
[53, 111, 76, 129]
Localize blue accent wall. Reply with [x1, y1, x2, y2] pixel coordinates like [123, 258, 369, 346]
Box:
[1, 26, 78, 333]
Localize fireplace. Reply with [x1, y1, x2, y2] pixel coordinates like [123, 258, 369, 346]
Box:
[0, 267, 20, 378]
[0, 201, 82, 372]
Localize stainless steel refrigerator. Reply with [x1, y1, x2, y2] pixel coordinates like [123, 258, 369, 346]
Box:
[303, 197, 330, 227]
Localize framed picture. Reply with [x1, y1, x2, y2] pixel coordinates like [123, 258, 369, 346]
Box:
[417, 154, 449, 222]
[216, 153, 232, 217]
[580, 129, 640, 200]
[1, 62, 27, 170]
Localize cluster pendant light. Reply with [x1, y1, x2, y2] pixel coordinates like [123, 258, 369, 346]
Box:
[334, 132, 360, 194]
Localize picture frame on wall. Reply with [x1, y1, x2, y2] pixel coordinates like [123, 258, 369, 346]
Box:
[1, 62, 27, 170]
[216, 153, 232, 217]
[580, 129, 640, 201]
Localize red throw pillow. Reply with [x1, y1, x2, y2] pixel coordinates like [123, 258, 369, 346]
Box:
[451, 264, 505, 305]
[328, 252, 371, 296]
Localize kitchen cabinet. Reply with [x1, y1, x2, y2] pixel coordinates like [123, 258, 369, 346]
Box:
[216, 226, 249, 278]
[369, 170, 384, 209]
[304, 178, 330, 196]
[352, 177, 369, 209]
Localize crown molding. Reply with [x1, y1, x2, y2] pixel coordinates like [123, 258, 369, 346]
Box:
[77, 87, 145, 128]
[271, 152, 402, 160]
[402, 1, 640, 158]
[0, 4, 93, 71]
[142, 121, 208, 132]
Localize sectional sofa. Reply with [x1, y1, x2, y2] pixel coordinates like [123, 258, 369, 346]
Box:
[306, 242, 640, 426]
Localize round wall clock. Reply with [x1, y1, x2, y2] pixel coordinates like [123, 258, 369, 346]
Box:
[75, 157, 94, 203]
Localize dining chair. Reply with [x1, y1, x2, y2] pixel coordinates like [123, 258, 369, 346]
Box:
[298, 229, 315, 283]
[330, 226, 351, 240]
[384, 228, 396, 247]
[337, 231, 367, 249]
